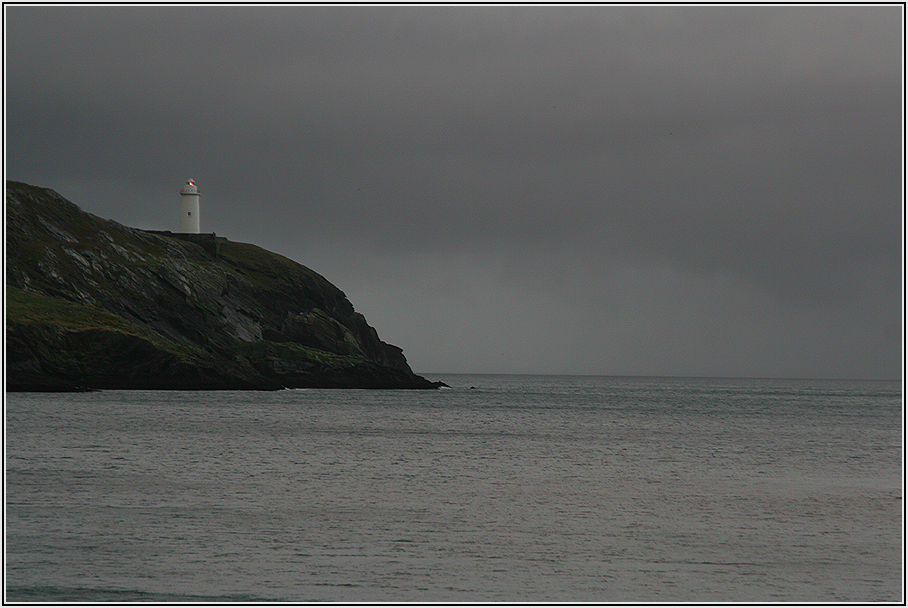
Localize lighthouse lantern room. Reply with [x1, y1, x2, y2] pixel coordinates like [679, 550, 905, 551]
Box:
[179, 179, 201, 233]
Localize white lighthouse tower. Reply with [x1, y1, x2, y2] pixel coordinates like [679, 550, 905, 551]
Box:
[179, 179, 200, 233]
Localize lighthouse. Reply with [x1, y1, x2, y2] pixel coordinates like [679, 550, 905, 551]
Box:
[179, 179, 200, 233]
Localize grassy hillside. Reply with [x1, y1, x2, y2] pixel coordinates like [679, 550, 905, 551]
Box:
[6, 181, 441, 390]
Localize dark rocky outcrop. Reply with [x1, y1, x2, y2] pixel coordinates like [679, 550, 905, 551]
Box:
[6, 180, 443, 391]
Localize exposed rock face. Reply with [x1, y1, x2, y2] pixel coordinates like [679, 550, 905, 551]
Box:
[6, 180, 442, 390]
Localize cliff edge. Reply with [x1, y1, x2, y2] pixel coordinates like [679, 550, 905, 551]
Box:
[6, 181, 443, 390]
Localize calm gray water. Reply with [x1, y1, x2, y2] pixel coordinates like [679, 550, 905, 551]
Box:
[5, 375, 903, 602]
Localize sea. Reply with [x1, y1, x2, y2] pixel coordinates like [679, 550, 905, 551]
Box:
[5, 374, 903, 603]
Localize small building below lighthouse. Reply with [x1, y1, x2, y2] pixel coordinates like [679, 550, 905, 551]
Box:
[179, 179, 201, 233]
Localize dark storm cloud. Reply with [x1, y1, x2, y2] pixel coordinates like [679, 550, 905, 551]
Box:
[5, 5, 902, 378]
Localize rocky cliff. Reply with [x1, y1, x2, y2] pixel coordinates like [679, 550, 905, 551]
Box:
[6, 180, 443, 390]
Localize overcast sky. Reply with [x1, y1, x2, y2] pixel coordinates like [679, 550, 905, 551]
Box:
[5, 5, 903, 379]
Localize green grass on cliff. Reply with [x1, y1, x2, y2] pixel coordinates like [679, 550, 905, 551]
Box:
[235, 339, 366, 368]
[6, 286, 211, 362]
[7, 287, 360, 371]
[7, 286, 140, 331]
[216, 241, 333, 295]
